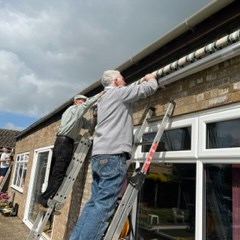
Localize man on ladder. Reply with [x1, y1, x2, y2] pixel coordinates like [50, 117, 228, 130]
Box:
[104, 100, 175, 240]
[27, 92, 103, 240]
[70, 70, 158, 240]
[38, 92, 103, 210]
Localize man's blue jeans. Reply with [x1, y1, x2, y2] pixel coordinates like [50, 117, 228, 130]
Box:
[69, 153, 128, 240]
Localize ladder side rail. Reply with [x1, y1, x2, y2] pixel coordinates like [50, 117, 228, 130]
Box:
[126, 107, 154, 170]
[104, 184, 139, 240]
[104, 101, 175, 240]
[133, 107, 154, 145]
[141, 101, 175, 174]
[27, 211, 47, 240]
[52, 137, 91, 205]
[34, 208, 55, 240]
[0, 148, 15, 191]
[55, 138, 90, 198]
[32, 208, 55, 240]
[65, 137, 91, 177]
[0, 162, 13, 191]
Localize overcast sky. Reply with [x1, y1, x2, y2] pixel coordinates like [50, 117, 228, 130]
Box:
[0, 0, 211, 130]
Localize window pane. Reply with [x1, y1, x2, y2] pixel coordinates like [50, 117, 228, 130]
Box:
[205, 164, 235, 240]
[136, 163, 196, 239]
[206, 119, 240, 148]
[28, 151, 49, 223]
[13, 164, 21, 186]
[19, 163, 27, 188]
[142, 127, 191, 152]
[13, 153, 29, 189]
[27, 150, 53, 238]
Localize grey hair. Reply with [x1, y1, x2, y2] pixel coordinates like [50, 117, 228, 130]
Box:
[101, 70, 121, 87]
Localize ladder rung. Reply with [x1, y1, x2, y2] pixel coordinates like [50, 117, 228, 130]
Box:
[135, 141, 154, 146]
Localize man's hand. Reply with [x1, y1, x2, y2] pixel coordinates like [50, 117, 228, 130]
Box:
[98, 91, 104, 97]
[138, 73, 156, 84]
[143, 73, 156, 81]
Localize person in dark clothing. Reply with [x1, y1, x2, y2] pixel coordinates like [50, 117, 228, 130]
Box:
[38, 93, 102, 209]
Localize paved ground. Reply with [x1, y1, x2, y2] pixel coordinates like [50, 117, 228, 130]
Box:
[0, 213, 29, 240]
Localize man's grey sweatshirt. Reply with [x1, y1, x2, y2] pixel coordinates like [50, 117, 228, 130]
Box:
[92, 79, 158, 158]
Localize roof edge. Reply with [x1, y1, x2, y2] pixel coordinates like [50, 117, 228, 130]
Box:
[117, 0, 234, 71]
[16, 0, 234, 139]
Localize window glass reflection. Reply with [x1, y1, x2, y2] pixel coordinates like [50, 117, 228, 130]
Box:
[136, 163, 196, 239]
[205, 164, 237, 240]
[27, 151, 53, 238]
[13, 153, 29, 190]
[206, 119, 240, 148]
[142, 127, 191, 152]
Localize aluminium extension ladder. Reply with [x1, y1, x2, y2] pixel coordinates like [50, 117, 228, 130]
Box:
[27, 135, 92, 240]
[103, 101, 175, 240]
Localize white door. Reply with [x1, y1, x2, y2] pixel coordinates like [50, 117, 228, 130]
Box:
[23, 147, 52, 227]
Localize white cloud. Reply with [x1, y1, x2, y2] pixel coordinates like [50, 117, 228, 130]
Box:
[3, 122, 24, 131]
[0, 0, 211, 121]
[0, 50, 76, 116]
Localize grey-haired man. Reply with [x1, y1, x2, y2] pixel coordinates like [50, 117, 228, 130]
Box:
[38, 92, 102, 209]
[70, 70, 158, 240]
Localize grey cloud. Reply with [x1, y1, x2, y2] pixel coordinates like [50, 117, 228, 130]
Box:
[0, 0, 211, 119]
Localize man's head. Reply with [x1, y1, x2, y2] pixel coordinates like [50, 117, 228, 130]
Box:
[1, 147, 8, 152]
[101, 70, 126, 87]
[74, 94, 87, 105]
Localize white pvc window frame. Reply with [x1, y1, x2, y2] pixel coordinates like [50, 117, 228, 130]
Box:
[23, 146, 53, 230]
[132, 102, 240, 240]
[133, 116, 198, 161]
[198, 105, 240, 159]
[11, 152, 29, 192]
